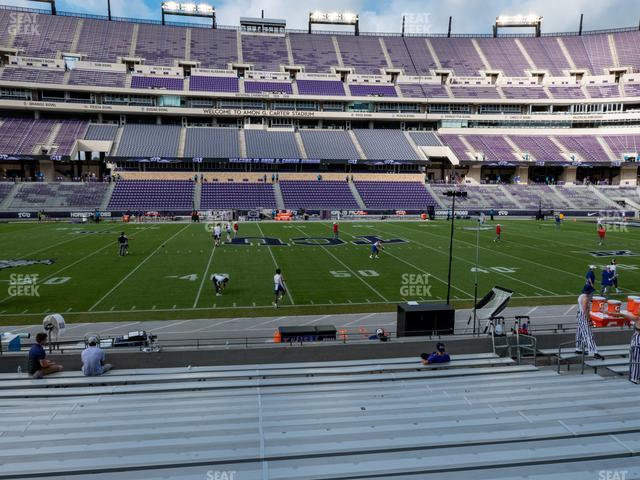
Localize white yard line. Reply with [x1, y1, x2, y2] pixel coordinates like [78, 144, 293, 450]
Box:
[291, 224, 388, 303]
[371, 223, 557, 296]
[256, 223, 295, 305]
[88, 224, 191, 312]
[0, 226, 130, 306]
[340, 224, 473, 299]
[193, 245, 216, 308]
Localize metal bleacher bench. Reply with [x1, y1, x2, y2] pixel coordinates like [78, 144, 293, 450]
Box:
[0, 357, 522, 397]
[538, 344, 629, 373]
[0, 352, 499, 381]
[3, 366, 640, 480]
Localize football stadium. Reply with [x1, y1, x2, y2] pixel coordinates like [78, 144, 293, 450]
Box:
[2, 0, 640, 478]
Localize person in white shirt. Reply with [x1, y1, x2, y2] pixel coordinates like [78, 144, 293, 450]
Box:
[610, 258, 620, 293]
[81, 337, 112, 376]
[273, 268, 287, 308]
[225, 222, 232, 242]
[213, 224, 221, 246]
[211, 273, 229, 296]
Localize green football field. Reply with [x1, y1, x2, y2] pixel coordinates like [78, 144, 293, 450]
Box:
[0, 218, 639, 325]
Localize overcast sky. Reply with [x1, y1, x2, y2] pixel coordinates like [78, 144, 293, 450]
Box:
[4, 0, 640, 34]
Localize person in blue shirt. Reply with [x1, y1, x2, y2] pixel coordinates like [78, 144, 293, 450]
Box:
[601, 266, 613, 296]
[27, 333, 63, 379]
[81, 337, 112, 376]
[583, 265, 596, 295]
[420, 342, 451, 365]
[369, 240, 383, 259]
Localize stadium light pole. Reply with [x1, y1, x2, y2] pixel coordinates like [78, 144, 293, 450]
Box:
[443, 190, 467, 305]
[473, 215, 480, 335]
[161, 2, 216, 28]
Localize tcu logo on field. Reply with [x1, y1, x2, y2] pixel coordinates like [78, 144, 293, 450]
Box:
[351, 235, 407, 245]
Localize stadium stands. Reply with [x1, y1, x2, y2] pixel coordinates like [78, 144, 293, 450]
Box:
[353, 129, 421, 161]
[348, 84, 397, 97]
[115, 124, 181, 157]
[8, 182, 108, 209]
[476, 38, 530, 77]
[355, 181, 438, 209]
[289, 33, 339, 73]
[244, 81, 293, 94]
[1, 67, 64, 84]
[68, 69, 126, 88]
[84, 124, 118, 141]
[107, 179, 194, 210]
[3, 355, 640, 479]
[184, 127, 240, 158]
[501, 86, 549, 99]
[450, 86, 501, 99]
[53, 120, 89, 155]
[0, 181, 14, 202]
[0, 8, 638, 79]
[134, 24, 187, 66]
[299, 129, 360, 160]
[201, 182, 277, 209]
[189, 75, 239, 93]
[75, 19, 134, 63]
[131, 76, 184, 90]
[296, 80, 345, 96]
[241, 34, 289, 71]
[280, 180, 359, 209]
[0, 118, 55, 154]
[245, 130, 301, 158]
[190, 28, 238, 69]
[336, 36, 389, 74]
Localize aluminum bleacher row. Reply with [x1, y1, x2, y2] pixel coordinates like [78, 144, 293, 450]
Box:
[2, 354, 640, 479]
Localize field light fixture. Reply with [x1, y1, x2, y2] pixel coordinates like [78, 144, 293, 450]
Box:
[309, 10, 360, 34]
[494, 14, 542, 36]
[161, 1, 216, 27]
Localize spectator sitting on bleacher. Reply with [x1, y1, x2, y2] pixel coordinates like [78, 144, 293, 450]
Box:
[368, 328, 388, 342]
[28, 333, 64, 379]
[420, 342, 451, 365]
[81, 337, 112, 376]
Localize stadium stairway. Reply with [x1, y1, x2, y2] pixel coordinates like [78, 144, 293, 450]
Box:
[0, 182, 18, 210]
[348, 181, 367, 209]
[193, 181, 202, 210]
[100, 181, 116, 210]
[273, 182, 285, 210]
[1, 355, 640, 479]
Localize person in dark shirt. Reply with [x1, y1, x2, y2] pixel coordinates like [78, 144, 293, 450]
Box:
[584, 265, 596, 295]
[28, 332, 63, 379]
[118, 232, 129, 256]
[420, 342, 451, 365]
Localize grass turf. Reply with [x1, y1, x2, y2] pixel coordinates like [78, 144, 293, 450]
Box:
[0, 218, 638, 325]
